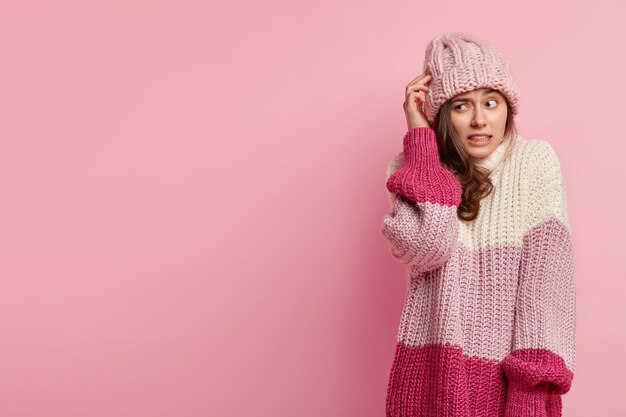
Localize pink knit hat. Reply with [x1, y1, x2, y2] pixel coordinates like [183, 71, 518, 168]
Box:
[422, 32, 520, 126]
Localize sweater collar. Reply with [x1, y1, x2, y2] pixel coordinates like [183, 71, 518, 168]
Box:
[475, 134, 517, 172]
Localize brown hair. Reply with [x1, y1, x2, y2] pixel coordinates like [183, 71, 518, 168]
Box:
[432, 99, 518, 222]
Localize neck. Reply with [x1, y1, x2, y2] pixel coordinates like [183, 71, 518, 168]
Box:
[475, 135, 516, 172]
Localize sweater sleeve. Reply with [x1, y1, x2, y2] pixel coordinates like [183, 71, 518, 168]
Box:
[380, 127, 462, 275]
[502, 141, 576, 417]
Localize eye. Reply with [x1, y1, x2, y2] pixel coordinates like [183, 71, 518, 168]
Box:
[454, 103, 468, 111]
[486, 99, 497, 108]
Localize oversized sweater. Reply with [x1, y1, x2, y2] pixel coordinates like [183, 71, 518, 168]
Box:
[381, 127, 576, 417]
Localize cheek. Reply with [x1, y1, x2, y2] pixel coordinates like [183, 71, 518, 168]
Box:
[488, 109, 507, 125]
[450, 114, 466, 131]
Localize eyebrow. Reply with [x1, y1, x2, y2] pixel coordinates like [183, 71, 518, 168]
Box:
[451, 88, 500, 103]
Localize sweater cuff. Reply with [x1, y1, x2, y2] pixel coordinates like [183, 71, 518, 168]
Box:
[505, 380, 550, 417]
[402, 127, 440, 167]
[386, 127, 461, 206]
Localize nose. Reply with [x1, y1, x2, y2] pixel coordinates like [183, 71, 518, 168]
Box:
[471, 108, 487, 127]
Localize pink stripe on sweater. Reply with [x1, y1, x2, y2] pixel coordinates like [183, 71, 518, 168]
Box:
[386, 341, 506, 417]
[386, 342, 568, 417]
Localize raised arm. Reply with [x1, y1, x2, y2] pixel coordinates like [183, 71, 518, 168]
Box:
[381, 127, 462, 275]
[501, 141, 576, 417]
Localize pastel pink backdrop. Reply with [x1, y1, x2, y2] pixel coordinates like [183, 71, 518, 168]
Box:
[0, 1, 623, 416]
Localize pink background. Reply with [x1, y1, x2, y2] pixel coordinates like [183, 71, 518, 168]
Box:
[0, 1, 624, 416]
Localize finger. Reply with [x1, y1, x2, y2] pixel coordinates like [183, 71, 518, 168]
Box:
[407, 91, 427, 111]
[406, 91, 427, 106]
[412, 90, 423, 103]
[406, 84, 429, 97]
[414, 91, 428, 108]
[408, 84, 430, 92]
[406, 80, 431, 95]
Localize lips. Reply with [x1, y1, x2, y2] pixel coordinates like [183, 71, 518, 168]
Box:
[467, 134, 493, 146]
[468, 134, 492, 139]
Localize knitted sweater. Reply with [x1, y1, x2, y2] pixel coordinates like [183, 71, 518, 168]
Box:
[381, 127, 576, 417]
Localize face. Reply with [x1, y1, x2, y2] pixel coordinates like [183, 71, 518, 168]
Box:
[449, 87, 508, 159]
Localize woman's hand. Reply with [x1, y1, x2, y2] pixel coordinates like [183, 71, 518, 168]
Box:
[404, 74, 432, 130]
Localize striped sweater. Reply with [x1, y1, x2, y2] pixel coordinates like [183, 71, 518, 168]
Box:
[381, 127, 576, 417]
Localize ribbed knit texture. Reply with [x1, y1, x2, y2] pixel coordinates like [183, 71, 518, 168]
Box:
[381, 127, 576, 417]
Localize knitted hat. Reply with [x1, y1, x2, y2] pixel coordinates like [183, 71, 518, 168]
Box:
[422, 32, 520, 126]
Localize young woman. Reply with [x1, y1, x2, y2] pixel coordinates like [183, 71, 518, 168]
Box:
[381, 32, 576, 417]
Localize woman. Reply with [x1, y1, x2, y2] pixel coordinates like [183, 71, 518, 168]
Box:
[381, 32, 575, 417]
